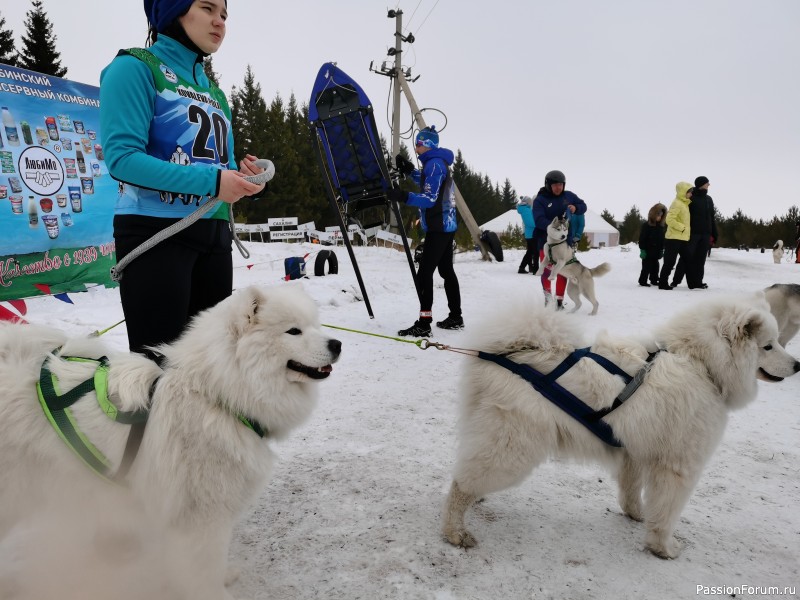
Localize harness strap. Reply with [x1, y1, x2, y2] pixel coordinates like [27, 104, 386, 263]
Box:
[542, 347, 633, 386]
[587, 349, 663, 421]
[38, 352, 153, 483]
[546, 239, 579, 268]
[113, 376, 159, 482]
[37, 361, 113, 477]
[479, 351, 622, 448]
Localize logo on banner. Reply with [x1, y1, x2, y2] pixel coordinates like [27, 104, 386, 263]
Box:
[17, 147, 64, 196]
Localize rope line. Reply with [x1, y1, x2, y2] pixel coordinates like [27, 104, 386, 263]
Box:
[321, 323, 477, 355]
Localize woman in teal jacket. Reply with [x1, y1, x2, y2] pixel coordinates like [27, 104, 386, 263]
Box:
[100, 0, 266, 357]
[516, 196, 538, 274]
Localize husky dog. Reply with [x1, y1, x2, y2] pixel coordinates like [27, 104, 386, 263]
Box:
[537, 215, 611, 315]
[0, 285, 341, 599]
[442, 294, 799, 559]
[764, 283, 800, 347]
[772, 240, 784, 264]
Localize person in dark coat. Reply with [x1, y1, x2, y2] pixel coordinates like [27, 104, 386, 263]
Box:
[795, 221, 800, 264]
[638, 203, 668, 286]
[531, 170, 587, 308]
[671, 176, 718, 289]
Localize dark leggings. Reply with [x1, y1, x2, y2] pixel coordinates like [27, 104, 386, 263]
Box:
[416, 231, 461, 318]
[659, 238, 689, 287]
[114, 215, 233, 356]
[519, 237, 539, 273]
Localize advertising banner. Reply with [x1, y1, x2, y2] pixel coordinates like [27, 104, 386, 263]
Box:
[0, 63, 115, 301]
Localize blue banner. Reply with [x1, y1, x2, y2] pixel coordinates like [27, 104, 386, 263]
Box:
[0, 63, 116, 300]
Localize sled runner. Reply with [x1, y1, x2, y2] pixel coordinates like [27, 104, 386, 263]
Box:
[309, 62, 418, 318]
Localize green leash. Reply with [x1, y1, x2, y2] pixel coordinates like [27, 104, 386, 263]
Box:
[322, 323, 474, 355]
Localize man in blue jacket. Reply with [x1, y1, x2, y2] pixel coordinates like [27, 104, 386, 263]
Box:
[389, 126, 462, 337]
[532, 170, 588, 308]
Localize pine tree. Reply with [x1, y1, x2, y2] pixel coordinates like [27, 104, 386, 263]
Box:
[0, 12, 17, 66]
[619, 206, 643, 244]
[600, 209, 617, 229]
[203, 56, 220, 86]
[17, 1, 66, 77]
[501, 178, 517, 211]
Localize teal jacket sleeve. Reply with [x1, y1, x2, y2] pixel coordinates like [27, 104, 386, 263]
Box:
[99, 55, 223, 196]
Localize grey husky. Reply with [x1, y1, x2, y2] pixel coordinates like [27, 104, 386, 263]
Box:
[536, 216, 611, 315]
[764, 283, 800, 347]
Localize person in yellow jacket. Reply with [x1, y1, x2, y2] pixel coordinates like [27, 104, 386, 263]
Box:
[658, 182, 693, 290]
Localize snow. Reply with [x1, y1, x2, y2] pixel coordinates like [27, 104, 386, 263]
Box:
[9, 241, 800, 600]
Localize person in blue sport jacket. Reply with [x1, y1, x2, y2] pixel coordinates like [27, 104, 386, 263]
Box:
[100, 0, 267, 358]
[388, 126, 462, 337]
[532, 170, 588, 309]
[516, 196, 538, 274]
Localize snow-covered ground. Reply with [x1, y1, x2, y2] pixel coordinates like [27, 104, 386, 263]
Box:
[5, 240, 799, 600]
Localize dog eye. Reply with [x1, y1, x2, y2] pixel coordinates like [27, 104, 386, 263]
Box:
[286, 328, 302, 336]
[763, 344, 772, 351]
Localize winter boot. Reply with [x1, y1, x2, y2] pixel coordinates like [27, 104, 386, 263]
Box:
[398, 319, 432, 337]
[544, 291, 553, 307]
[556, 298, 565, 311]
[436, 315, 464, 330]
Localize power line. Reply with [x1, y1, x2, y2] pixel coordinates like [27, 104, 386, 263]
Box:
[414, 0, 440, 36]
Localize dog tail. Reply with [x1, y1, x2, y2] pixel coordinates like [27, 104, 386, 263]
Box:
[590, 262, 611, 277]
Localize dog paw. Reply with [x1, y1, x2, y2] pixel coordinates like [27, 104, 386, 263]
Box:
[645, 532, 682, 559]
[443, 528, 477, 548]
[623, 508, 643, 522]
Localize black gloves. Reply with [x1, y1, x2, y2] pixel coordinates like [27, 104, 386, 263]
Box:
[394, 154, 416, 177]
[387, 188, 409, 204]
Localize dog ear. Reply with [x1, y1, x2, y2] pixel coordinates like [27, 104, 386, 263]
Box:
[228, 287, 266, 338]
[718, 308, 765, 345]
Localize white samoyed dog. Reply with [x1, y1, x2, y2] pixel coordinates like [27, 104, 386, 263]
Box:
[442, 294, 798, 559]
[0, 285, 340, 599]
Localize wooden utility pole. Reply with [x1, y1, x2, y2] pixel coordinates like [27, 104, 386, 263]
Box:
[376, 9, 491, 261]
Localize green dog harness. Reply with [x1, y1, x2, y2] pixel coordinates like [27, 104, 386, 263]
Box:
[37, 350, 269, 483]
[36, 352, 148, 481]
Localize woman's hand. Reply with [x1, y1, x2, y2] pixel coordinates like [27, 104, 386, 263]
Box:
[217, 169, 264, 203]
[216, 154, 267, 203]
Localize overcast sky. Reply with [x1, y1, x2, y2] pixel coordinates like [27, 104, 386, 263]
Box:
[2, 0, 798, 221]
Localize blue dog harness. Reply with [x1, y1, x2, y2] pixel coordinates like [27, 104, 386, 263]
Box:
[478, 347, 663, 448]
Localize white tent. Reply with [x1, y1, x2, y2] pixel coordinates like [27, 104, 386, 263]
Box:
[479, 209, 520, 234]
[583, 209, 619, 247]
[479, 208, 619, 248]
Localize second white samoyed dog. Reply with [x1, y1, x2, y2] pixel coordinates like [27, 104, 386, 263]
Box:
[442, 294, 798, 558]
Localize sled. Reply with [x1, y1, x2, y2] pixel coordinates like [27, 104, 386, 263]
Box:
[308, 62, 418, 318]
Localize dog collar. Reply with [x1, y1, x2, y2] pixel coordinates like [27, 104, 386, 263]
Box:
[238, 414, 268, 439]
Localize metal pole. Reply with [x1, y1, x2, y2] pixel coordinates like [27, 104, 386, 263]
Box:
[386, 10, 404, 235]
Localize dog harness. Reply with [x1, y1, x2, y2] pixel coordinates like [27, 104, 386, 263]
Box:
[37, 350, 268, 483]
[545, 238, 578, 268]
[478, 347, 663, 447]
[37, 353, 149, 482]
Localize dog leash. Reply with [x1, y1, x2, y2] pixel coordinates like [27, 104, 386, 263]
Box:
[325, 323, 661, 448]
[110, 159, 276, 282]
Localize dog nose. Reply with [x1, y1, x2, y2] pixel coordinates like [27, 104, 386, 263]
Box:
[328, 338, 342, 357]
[794, 361, 800, 373]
